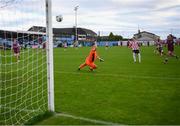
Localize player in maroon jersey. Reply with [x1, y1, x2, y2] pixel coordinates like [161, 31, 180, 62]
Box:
[164, 34, 178, 64]
[12, 38, 21, 62]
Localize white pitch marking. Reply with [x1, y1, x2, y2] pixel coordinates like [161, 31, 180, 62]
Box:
[56, 113, 120, 125]
[55, 71, 180, 80]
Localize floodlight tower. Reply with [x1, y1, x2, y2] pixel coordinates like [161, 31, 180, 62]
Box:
[74, 5, 79, 47]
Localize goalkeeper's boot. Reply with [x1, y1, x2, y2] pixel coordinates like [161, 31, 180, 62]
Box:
[89, 68, 94, 72]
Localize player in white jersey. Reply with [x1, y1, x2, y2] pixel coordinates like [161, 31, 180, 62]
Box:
[156, 38, 164, 56]
[64, 42, 67, 51]
[105, 42, 109, 50]
[129, 38, 141, 63]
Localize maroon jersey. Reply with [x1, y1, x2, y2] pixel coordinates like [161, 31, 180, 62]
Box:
[13, 42, 20, 53]
[167, 39, 174, 52]
[42, 42, 46, 49]
[38, 37, 43, 44]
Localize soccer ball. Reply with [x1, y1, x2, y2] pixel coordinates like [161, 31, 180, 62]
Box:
[56, 15, 63, 22]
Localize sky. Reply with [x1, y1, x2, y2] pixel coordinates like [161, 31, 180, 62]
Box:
[0, 0, 180, 39]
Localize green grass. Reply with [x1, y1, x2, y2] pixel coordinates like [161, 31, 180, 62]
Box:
[1, 46, 180, 125]
[51, 46, 180, 125]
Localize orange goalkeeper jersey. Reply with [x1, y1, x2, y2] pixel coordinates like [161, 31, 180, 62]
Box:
[86, 47, 99, 63]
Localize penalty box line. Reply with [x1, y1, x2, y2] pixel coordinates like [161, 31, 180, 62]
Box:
[55, 71, 180, 80]
[56, 113, 120, 125]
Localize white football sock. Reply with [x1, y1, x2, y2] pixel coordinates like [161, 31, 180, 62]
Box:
[133, 53, 136, 62]
[138, 53, 141, 63]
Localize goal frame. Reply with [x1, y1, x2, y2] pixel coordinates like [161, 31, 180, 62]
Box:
[46, 0, 55, 112]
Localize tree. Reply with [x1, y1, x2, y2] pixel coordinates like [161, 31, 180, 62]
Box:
[97, 32, 124, 41]
[108, 32, 123, 41]
[114, 35, 123, 41]
[108, 32, 115, 41]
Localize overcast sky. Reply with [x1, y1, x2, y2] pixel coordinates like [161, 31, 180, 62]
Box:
[52, 0, 180, 39]
[0, 0, 180, 39]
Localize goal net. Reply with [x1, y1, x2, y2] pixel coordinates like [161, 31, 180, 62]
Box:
[0, 0, 53, 125]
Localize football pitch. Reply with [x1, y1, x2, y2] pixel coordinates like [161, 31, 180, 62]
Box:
[38, 46, 180, 125]
[1, 46, 180, 125]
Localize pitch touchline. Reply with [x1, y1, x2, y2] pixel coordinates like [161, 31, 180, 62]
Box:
[55, 71, 180, 80]
[56, 113, 120, 125]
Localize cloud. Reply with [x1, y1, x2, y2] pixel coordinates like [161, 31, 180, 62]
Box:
[0, 0, 180, 39]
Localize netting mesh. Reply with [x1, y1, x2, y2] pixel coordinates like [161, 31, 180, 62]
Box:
[0, 0, 48, 125]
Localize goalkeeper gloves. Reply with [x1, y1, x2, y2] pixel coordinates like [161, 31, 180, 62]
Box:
[99, 58, 104, 62]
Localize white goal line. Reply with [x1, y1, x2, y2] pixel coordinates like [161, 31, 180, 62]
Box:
[55, 71, 180, 80]
[56, 113, 120, 125]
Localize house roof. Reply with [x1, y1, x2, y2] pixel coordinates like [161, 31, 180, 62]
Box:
[134, 31, 159, 37]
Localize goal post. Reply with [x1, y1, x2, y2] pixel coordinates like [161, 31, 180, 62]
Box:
[46, 0, 55, 112]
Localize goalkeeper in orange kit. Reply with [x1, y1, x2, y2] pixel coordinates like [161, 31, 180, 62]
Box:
[78, 44, 104, 71]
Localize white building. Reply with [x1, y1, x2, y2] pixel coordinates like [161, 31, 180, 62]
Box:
[134, 30, 160, 45]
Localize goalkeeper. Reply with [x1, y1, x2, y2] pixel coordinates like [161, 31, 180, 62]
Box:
[78, 43, 104, 71]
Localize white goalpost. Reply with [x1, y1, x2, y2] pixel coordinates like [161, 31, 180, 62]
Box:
[46, 0, 54, 112]
[0, 0, 54, 125]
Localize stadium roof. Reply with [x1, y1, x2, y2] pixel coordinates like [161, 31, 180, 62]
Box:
[0, 29, 45, 39]
[28, 26, 97, 36]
